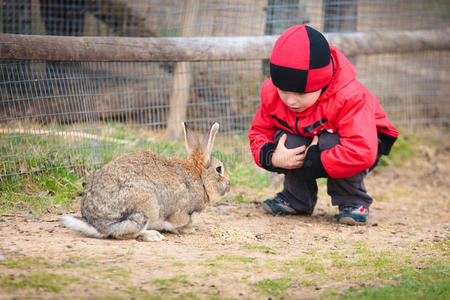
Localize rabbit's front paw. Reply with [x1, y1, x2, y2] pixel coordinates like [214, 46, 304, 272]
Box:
[136, 230, 165, 242]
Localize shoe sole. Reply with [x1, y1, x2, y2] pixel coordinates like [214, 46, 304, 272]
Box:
[262, 202, 275, 215]
[338, 216, 367, 225]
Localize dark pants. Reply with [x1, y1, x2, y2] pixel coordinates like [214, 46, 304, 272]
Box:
[275, 130, 379, 213]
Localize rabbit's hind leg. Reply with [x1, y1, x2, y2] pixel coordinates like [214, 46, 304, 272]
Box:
[104, 211, 149, 240]
[178, 212, 199, 234]
[167, 211, 195, 234]
[147, 220, 179, 235]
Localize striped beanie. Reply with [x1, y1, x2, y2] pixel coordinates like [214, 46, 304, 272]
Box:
[270, 25, 333, 93]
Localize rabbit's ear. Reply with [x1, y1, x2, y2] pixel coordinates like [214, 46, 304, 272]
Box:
[201, 122, 219, 166]
[182, 122, 200, 155]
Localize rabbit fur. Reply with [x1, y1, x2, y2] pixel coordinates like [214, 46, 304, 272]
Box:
[62, 122, 230, 242]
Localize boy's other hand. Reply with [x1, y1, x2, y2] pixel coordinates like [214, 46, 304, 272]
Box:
[272, 135, 319, 169]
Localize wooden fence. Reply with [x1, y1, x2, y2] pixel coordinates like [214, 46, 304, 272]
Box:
[1, 29, 449, 136]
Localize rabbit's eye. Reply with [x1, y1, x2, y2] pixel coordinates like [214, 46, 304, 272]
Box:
[216, 166, 222, 174]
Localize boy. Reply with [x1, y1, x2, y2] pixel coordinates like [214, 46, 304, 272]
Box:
[248, 25, 399, 225]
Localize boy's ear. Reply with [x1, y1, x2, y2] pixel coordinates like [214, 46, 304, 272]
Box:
[182, 122, 200, 155]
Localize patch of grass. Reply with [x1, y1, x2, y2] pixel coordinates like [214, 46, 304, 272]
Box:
[0, 255, 134, 296]
[226, 162, 272, 189]
[216, 255, 257, 263]
[317, 177, 328, 185]
[299, 278, 314, 287]
[0, 272, 76, 293]
[416, 240, 450, 253]
[351, 240, 368, 248]
[325, 248, 401, 275]
[153, 275, 189, 286]
[123, 285, 163, 300]
[339, 265, 450, 300]
[354, 250, 395, 269]
[101, 267, 129, 279]
[254, 277, 291, 297]
[152, 275, 190, 294]
[173, 292, 201, 300]
[0, 256, 52, 269]
[124, 285, 139, 295]
[0, 255, 99, 271]
[220, 194, 251, 204]
[324, 251, 347, 260]
[283, 257, 325, 273]
[242, 244, 279, 254]
[324, 251, 348, 268]
[336, 248, 417, 282]
[61, 256, 93, 268]
[380, 135, 416, 167]
[212, 149, 243, 166]
[0, 167, 83, 213]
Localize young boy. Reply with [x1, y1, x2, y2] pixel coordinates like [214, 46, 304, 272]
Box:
[248, 25, 399, 225]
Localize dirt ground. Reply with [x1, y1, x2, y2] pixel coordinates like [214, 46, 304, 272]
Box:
[1, 134, 449, 299]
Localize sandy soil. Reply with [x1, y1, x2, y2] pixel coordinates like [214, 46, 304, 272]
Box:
[0, 135, 449, 299]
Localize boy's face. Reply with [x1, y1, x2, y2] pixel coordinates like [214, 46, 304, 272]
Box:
[277, 88, 322, 113]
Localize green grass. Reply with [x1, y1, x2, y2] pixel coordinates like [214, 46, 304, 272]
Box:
[0, 256, 51, 269]
[380, 135, 416, 167]
[1, 126, 421, 214]
[242, 244, 279, 254]
[416, 240, 450, 253]
[0, 150, 270, 212]
[283, 257, 325, 274]
[0, 272, 75, 292]
[216, 255, 257, 263]
[220, 194, 251, 204]
[254, 277, 291, 297]
[0, 256, 81, 293]
[152, 274, 191, 295]
[339, 264, 450, 300]
[226, 162, 272, 189]
[0, 167, 83, 213]
[0, 255, 134, 296]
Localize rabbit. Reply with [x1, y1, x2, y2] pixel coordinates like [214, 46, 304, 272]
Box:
[61, 122, 230, 242]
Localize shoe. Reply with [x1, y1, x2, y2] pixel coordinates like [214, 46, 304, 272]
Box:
[262, 194, 300, 215]
[337, 205, 369, 225]
[262, 194, 297, 215]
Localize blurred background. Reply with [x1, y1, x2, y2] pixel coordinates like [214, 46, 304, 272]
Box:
[1, 0, 449, 177]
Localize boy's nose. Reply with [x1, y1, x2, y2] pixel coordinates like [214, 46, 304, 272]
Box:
[286, 97, 297, 106]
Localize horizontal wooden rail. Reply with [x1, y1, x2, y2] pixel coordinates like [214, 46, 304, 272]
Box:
[0, 29, 449, 62]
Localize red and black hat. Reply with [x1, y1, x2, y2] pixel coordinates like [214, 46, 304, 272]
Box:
[270, 25, 333, 93]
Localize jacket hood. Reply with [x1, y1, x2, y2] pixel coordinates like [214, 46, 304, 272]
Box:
[320, 46, 357, 100]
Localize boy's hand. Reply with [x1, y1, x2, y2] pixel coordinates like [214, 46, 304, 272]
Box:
[272, 134, 319, 169]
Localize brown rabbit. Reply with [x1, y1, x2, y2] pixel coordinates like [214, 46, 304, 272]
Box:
[62, 122, 230, 241]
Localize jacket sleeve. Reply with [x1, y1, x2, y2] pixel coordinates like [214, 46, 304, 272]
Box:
[321, 92, 379, 178]
[248, 96, 284, 172]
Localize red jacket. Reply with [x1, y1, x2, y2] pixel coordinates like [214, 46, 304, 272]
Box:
[248, 46, 399, 178]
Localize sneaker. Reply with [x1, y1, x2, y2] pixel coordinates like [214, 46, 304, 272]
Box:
[262, 194, 297, 215]
[262, 193, 315, 216]
[337, 205, 369, 225]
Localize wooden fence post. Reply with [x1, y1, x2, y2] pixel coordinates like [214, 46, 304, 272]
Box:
[165, 0, 199, 138]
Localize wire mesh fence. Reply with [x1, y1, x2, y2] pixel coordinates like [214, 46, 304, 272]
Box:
[1, 0, 449, 177]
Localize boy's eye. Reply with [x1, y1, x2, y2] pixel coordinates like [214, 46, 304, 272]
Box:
[216, 166, 222, 174]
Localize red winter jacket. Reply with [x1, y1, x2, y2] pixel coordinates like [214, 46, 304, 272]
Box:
[248, 46, 399, 178]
